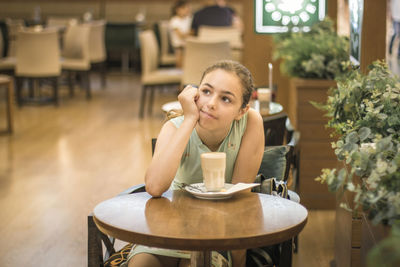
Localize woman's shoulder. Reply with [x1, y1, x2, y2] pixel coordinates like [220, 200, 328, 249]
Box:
[247, 108, 263, 121]
[246, 108, 263, 128]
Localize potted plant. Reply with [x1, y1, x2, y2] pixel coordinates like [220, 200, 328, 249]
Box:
[314, 60, 400, 225]
[273, 17, 349, 80]
[314, 60, 400, 266]
[272, 17, 349, 208]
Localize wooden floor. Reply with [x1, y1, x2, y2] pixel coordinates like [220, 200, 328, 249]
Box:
[0, 72, 335, 267]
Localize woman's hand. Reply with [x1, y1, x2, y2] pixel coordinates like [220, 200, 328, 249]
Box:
[178, 85, 200, 122]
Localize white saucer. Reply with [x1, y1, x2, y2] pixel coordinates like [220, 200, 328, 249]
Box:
[184, 183, 259, 200]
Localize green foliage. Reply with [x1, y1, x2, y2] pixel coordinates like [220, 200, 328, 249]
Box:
[273, 18, 349, 79]
[314, 61, 400, 226]
[367, 222, 400, 267]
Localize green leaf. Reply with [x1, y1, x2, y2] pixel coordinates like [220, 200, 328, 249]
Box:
[346, 131, 359, 144]
[359, 127, 372, 141]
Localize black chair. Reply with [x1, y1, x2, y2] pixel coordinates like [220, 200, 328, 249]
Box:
[263, 112, 288, 146]
[105, 22, 140, 72]
[88, 139, 158, 266]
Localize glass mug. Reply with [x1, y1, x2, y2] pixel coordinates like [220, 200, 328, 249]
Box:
[257, 88, 272, 116]
[200, 152, 226, 192]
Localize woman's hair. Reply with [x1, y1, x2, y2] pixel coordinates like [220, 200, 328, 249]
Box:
[167, 60, 254, 120]
[200, 60, 254, 108]
[171, 0, 189, 16]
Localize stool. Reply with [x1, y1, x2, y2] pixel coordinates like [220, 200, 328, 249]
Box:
[0, 75, 14, 133]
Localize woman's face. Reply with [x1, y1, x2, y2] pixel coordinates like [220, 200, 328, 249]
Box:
[196, 69, 247, 130]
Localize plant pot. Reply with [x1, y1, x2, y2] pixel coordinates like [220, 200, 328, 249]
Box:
[288, 78, 337, 209]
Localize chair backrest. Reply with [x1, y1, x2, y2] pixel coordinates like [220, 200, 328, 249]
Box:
[197, 26, 243, 49]
[86, 20, 106, 63]
[258, 145, 293, 182]
[5, 18, 25, 57]
[62, 24, 90, 63]
[105, 22, 138, 52]
[263, 112, 288, 146]
[15, 29, 61, 77]
[0, 30, 3, 59]
[182, 38, 232, 86]
[158, 20, 174, 57]
[138, 30, 160, 76]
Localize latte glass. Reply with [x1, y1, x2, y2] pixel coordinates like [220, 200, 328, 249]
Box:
[201, 152, 226, 192]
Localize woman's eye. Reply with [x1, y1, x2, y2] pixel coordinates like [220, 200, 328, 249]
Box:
[201, 89, 211, 95]
[222, 96, 231, 103]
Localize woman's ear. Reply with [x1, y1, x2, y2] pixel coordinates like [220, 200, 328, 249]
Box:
[235, 104, 249, 121]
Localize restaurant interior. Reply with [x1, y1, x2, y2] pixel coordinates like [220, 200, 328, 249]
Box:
[0, 0, 399, 266]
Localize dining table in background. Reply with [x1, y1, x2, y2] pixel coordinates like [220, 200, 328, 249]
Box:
[93, 189, 308, 267]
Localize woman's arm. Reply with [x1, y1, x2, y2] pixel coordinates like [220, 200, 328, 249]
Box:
[145, 86, 199, 197]
[231, 108, 265, 184]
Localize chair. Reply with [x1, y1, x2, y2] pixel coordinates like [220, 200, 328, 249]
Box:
[197, 26, 243, 62]
[5, 18, 25, 57]
[105, 22, 139, 72]
[181, 38, 232, 87]
[0, 19, 19, 74]
[0, 74, 14, 133]
[157, 20, 176, 66]
[88, 184, 146, 267]
[263, 112, 288, 146]
[15, 29, 61, 106]
[138, 30, 182, 117]
[0, 54, 15, 75]
[61, 23, 92, 99]
[86, 20, 107, 88]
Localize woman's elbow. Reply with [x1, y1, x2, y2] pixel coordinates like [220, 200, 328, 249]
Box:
[145, 173, 166, 197]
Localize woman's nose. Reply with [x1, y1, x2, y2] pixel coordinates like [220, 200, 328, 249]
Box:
[207, 95, 218, 109]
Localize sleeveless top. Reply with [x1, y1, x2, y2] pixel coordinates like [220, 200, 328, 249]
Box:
[170, 113, 248, 189]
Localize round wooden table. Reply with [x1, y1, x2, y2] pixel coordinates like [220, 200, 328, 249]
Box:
[93, 190, 307, 267]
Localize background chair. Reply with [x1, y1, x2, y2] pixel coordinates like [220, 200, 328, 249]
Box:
[157, 20, 176, 66]
[15, 29, 61, 106]
[105, 22, 139, 72]
[263, 112, 288, 146]
[138, 30, 182, 117]
[0, 74, 14, 133]
[87, 20, 107, 88]
[197, 26, 243, 62]
[181, 38, 232, 87]
[5, 18, 24, 57]
[0, 19, 20, 74]
[61, 23, 92, 99]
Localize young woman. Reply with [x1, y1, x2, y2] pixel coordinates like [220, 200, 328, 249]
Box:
[125, 60, 265, 267]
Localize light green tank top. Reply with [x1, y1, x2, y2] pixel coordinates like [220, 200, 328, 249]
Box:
[170, 113, 248, 189]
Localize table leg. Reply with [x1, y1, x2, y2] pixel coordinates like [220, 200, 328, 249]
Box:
[191, 251, 211, 267]
[279, 239, 293, 267]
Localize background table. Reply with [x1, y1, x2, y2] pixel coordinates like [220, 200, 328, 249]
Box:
[93, 190, 307, 266]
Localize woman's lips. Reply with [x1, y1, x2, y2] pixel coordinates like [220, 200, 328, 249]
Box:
[201, 110, 217, 119]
